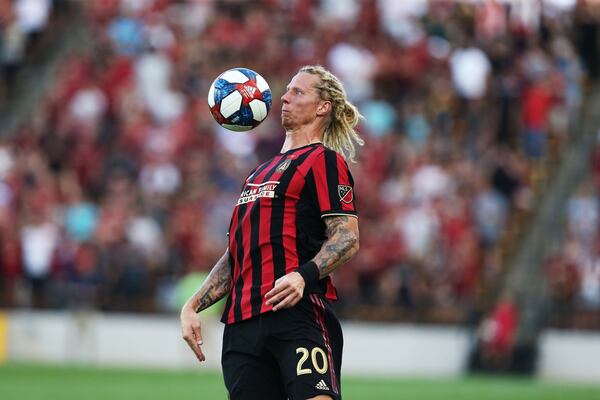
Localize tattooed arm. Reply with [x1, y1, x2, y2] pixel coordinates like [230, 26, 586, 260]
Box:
[313, 215, 360, 278]
[181, 249, 232, 362]
[265, 215, 359, 311]
[186, 249, 232, 313]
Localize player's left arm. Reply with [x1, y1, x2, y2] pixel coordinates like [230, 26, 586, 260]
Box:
[265, 215, 359, 311]
[313, 215, 359, 277]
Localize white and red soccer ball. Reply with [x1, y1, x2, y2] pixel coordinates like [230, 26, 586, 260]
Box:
[208, 67, 272, 131]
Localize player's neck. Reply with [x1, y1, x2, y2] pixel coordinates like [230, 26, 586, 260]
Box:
[280, 125, 323, 153]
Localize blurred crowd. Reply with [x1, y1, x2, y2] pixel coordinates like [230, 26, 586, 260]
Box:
[0, 0, 593, 323]
[0, 0, 56, 105]
[546, 146, 600, 329]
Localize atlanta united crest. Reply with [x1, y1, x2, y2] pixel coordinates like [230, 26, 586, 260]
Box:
[338, 185, 353, 203]
[276, 159, 291, 173]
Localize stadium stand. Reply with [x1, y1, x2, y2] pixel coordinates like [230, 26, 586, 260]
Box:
[0, 0, 591, 349]
[546, 151, 600, 330]
[0, 0, 68, 107]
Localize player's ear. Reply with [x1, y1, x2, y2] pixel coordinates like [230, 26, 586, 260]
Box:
[316, 100, 331, 116]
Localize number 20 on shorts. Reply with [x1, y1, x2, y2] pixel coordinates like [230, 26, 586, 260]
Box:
[296, 346, 328, 375]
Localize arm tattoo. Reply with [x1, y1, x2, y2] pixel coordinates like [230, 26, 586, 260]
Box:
[192, 251, 232, 313]
[313, 216, 359, 279]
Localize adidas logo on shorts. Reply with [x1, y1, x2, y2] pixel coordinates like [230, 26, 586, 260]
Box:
[315, 379, 330, 391]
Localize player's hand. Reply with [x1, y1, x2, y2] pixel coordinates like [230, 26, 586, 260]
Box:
[265, 271, 305, 311]
[180, 305, 205, 362]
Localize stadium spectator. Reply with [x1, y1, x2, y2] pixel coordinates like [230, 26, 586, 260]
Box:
[548, 177, 600, 329]
[0, 0, 54, 104]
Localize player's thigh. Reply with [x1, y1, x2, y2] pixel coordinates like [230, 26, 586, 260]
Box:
[273, 295, 343, 400]
[221, 316, 287, 400]
[222, 349, 286, 400]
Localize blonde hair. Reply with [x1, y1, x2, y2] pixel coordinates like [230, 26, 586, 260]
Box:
[299, 65, 364, 163]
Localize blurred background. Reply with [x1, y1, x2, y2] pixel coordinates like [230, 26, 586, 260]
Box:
[1, 0, 600, 396]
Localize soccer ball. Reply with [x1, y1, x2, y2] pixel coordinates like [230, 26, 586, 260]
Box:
[207, 67, 272, 132]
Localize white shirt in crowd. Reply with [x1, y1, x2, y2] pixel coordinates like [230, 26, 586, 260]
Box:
[21, 222, 59, 279]
[450, 46, 491, 100]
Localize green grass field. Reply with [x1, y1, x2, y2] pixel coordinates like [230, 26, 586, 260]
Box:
[1, 363, 599, 400]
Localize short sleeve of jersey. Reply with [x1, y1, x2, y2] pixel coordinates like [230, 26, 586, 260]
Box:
[310, 149, 358, 218]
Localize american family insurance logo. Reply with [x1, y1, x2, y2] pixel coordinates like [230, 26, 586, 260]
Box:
[237, 181, 279, 205]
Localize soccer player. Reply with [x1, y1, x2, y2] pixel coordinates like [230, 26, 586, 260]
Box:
[180, 65, 363, 400]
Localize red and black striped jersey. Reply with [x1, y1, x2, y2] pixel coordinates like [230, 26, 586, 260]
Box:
[222, 143, 357, 324]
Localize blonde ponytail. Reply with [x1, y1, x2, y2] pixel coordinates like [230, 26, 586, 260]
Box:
[299, 65, 365, 162]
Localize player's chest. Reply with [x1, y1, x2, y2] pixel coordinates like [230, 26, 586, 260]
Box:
[236, 156, 307, 206]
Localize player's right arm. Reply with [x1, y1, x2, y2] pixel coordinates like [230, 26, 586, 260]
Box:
[180, 249, 232, 362]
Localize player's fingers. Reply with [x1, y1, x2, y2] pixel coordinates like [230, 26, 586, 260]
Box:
[265, 291, 287, 306]
[192, 324, 206, 362]
[182, 321, 206, 362]
[274, 290, 301, 310]
[182, 326, 195, 345]
[195, 344, 206, 362]
[265, 286, 292, 306]
[184, 337, 206, 362]
[272, 292, 301, 311]
[182, 319, 202, 342]
[184, 331, 206, 362]
[191, 321, 203, 344]
[265, 278, 289, 299]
